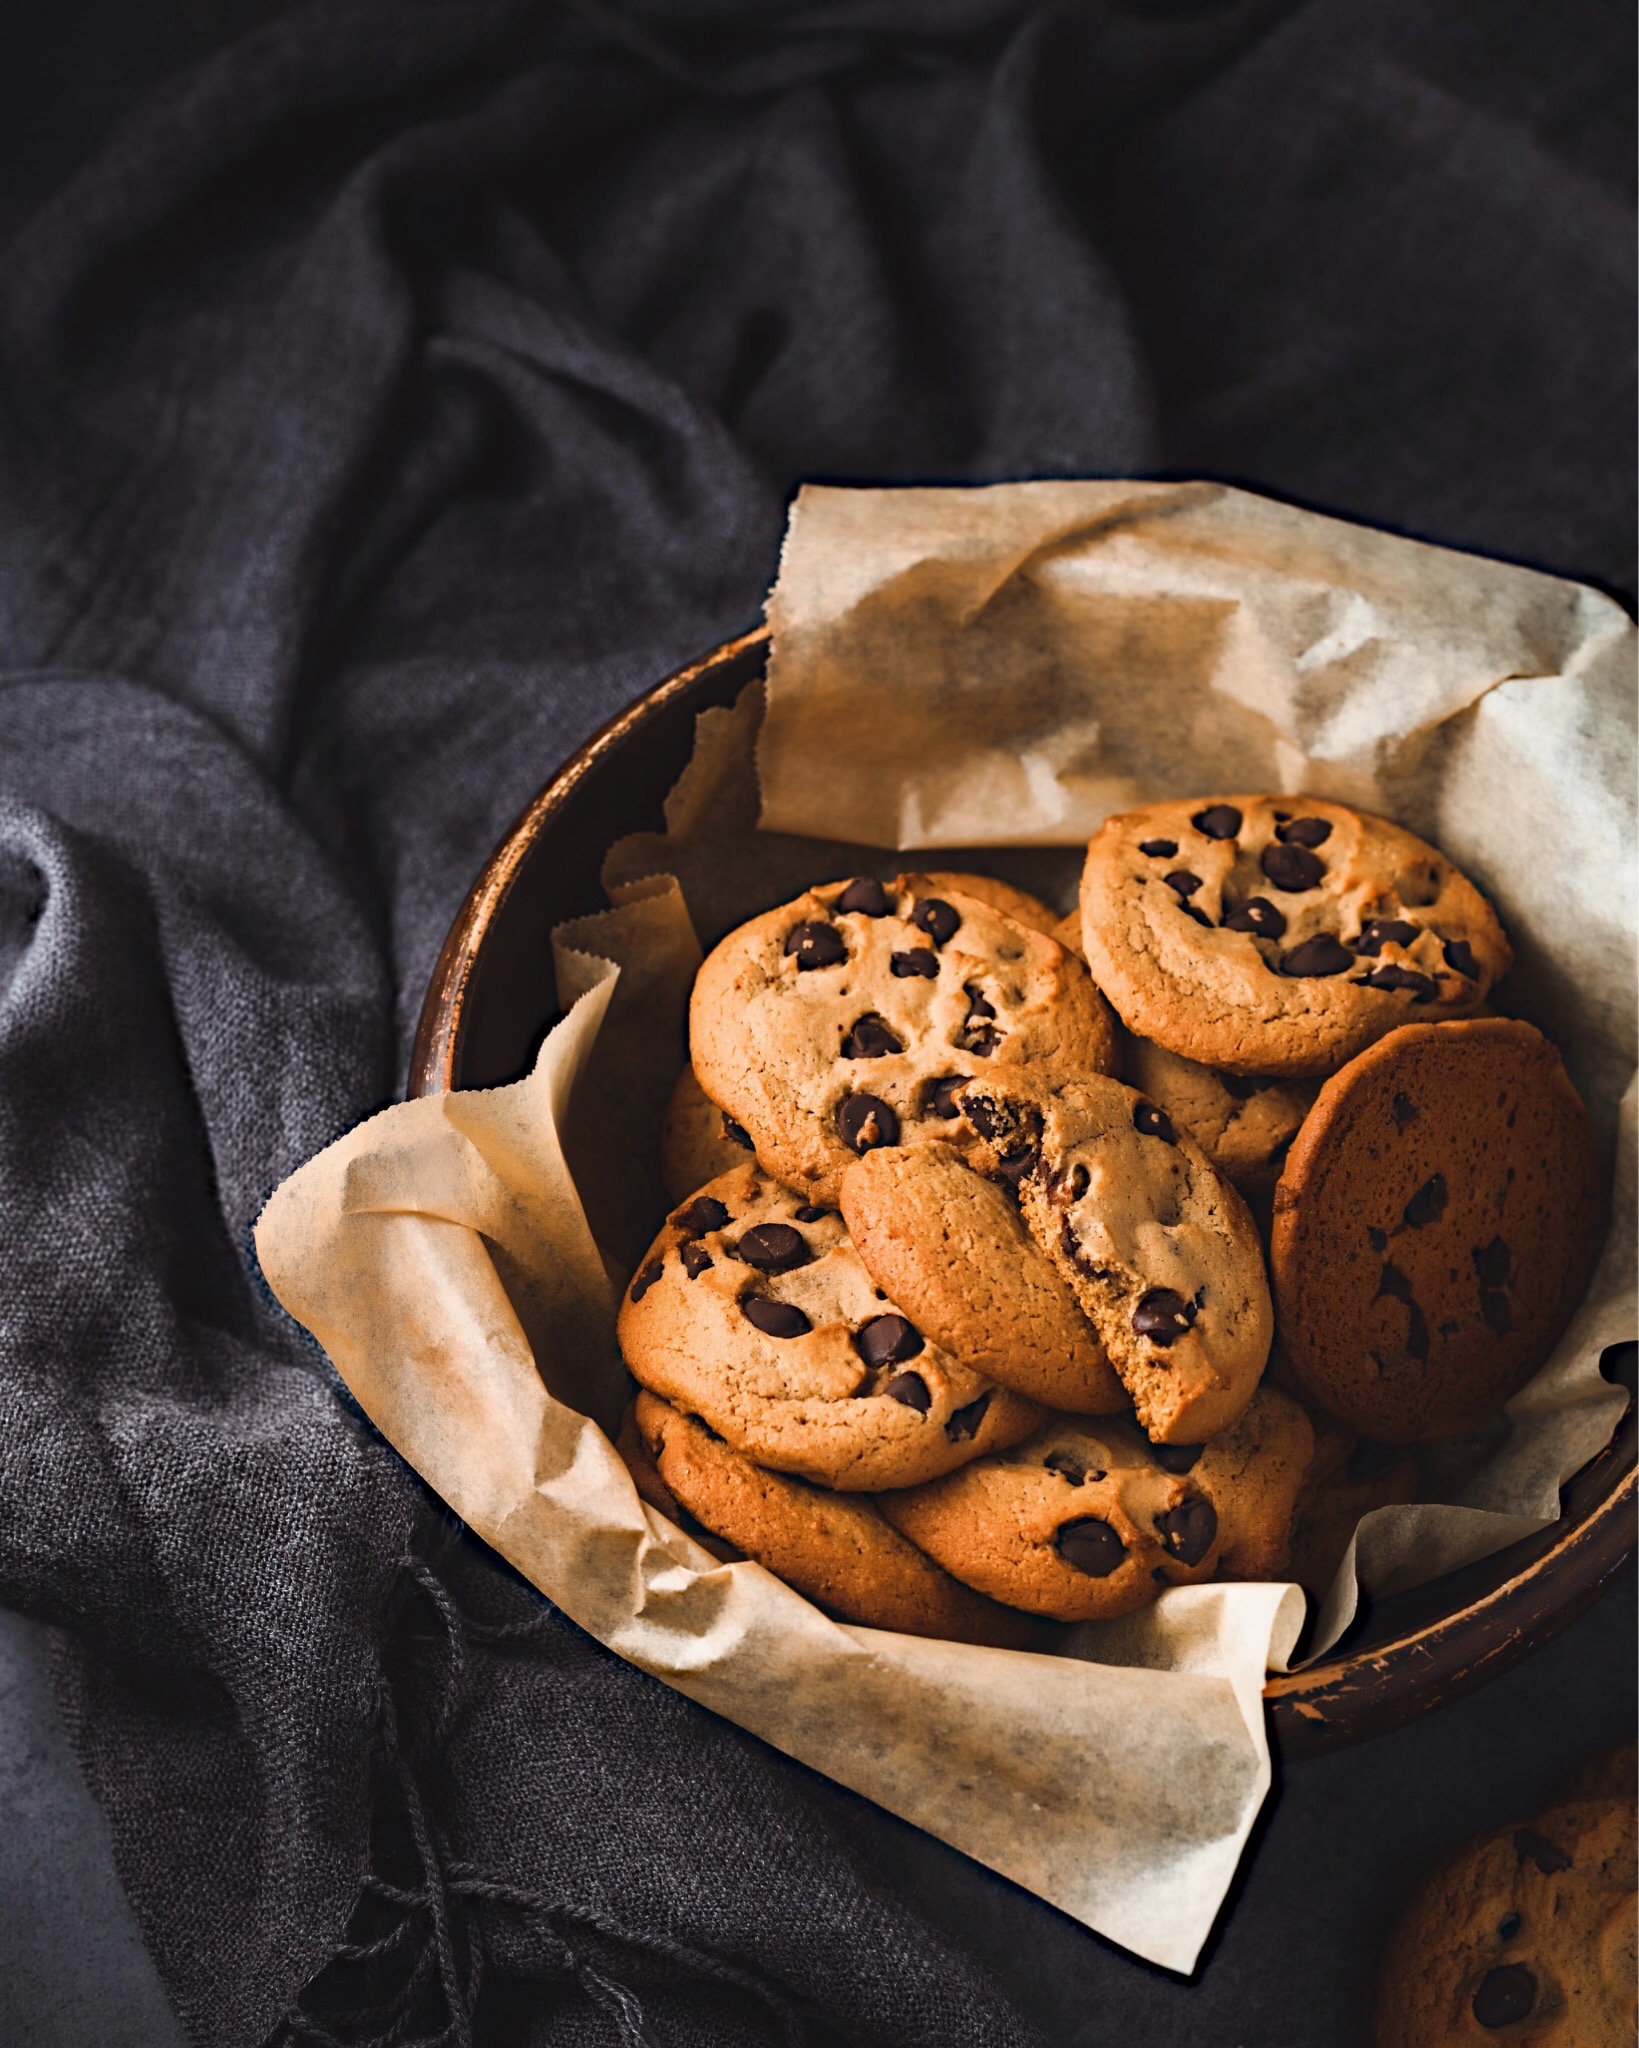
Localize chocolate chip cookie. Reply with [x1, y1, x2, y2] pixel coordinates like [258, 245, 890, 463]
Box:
[659, 1062, 759, 1204]
[690, 877, 1118, 1204]
[1079, 797, 1510, 1077]
[618, 1162, 1042, 1490]
[1122, 1034, 1317, 1201]
[907, 870, 1062, 936]
[1271, 1019, 1601, 1440]
[1376, 1796, 1637, 2045]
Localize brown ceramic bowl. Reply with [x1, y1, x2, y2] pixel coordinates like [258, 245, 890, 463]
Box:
[409, 626, 1636, 1757]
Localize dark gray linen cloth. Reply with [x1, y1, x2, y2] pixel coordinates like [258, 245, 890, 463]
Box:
[0, 2, 1630, 2043]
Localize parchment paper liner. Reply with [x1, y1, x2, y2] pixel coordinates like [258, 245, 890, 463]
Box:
[257, 481, 1635, 1973]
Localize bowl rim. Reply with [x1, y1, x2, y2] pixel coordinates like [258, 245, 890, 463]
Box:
[409, 627, 1636, 1757]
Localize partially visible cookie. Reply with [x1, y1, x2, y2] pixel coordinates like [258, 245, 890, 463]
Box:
[1272, 1019, 1602, 1440]
[908, 870, 1062, 937]
[1122, 1034, 1317, 1200]
[690, 876, 1119, 1204]
[1079, 796, 1510, 1077]
[615, 1398, 741, 1563]
[1557, 1742, 1639, 1809]
[631, 1392, 1036, 1647]
[1375, 1796, 1637, 2045]
[660, 1063, 759, 1204]
[618, 1162, 1042, 1490]
[1289, 1428, 1420, 1598]
[1190, 1382, 1315, 1580]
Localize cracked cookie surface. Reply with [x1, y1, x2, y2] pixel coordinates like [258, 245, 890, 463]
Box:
[1079, 796, 1510, 1077]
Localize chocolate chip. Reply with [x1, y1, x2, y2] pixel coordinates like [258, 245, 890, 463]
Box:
[1514, 1828, 1572, 1874]
[1378, 1264, 1414, 1302]
[1403, 1175, 1447, 1228]
[1443, 937, 1480, 979]
[1406, 1300, 1430, 1360]
[1221, 1074, 1262, 1100]
[911, 897, 961, 946]
[835, 877, 891, 916]
[1368, 1227, 1389, 1251]
[963, 1026, 1002, 1058]
[923, 1074, 968, 1119]
[674, 1195, 730, 1237]
[1164, 870, 1203, 897]
[890, 949, 939, 979]
[1192, 804, 1242, 840]
[1043, 1449, 1087, 1483]
[1139, 838, 1178, 858]
[629, 1260, 664, 1303]
[837, 1093, 900, 1153]
[795, 1205, 831, 1223]
[1482, 1290, 1512, 1334]
[1222, 896, 1286, 939]
[1346, 1439, 1396, 1482]
[1133, 1101, 1176, 1143]
[1157, 1497, 1218, 1565]
[995, 1145, 1041, 1187]
[963, 983, 997, 1019]
[945, 1393, 991, 1441]
[854, 1314, 924, 1366]
[1356, 964, 1437, 1000]
[784, 921, 846, 970]
[1275, 816, 1332, 848]
[1354, 917, 1419, 955]
[1132, 1288, 1196, 1346]
[963, 1094, 1004, 1139]
[1151, 1442, 1203, 1474]
[1261, 843, 1326, 892]
[1180, 903, 1213, 928]
[741, 1296, 811, 1338]
[1497, 1913, 1522, 1942]
[1280, 934, 1354, 977]
[735, 1223, 811, 1273]
[1471, 1965, 1537, 2029]
[1473, 1237, 1511, 1286]
[1058, 1162, 1090, 1201]
[680, 1242, 714, 1279]
[1391, 1093, 1418, 1125]
[883, 1371, 931, 1412]
[1055, 1517, 1127, 1577]
[722, 1116, 754, 1150]
[841, 1013, 903, 1059]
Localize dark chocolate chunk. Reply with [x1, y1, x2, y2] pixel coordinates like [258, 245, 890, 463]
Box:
[923, 1074, 968, 1120]
[1261, 843, 1326, 892]
[962, 1026, 1002, 1058]
[1443, 936, 1480, 979]
[964, 983, 997, 1020]
[1157, 1497, 1218, 1565]
[837, 1093, 900, 1153]
[629, 1260, 664, 1303]
[1280, 934, 1354, 977]
[890, 949, 939, 979]
[1482, 1290, 1512, 1335]
[1139, 837, 1178, 858]
[841, 1013, 903, 1059]
[1471, 1965, 1536, 2029]
[963, 1093, 1004, 1139]
[1378, 1264, 1414, 1302]
[1222, 896, 1287, 939]
[854, 1314, 925, 1367]
[784, 921, 846, 970]
[1043, 1449, 1087, 1483]
[1473, 1237, 1512, 1287]
[722, 1116, 754, 1150]
[741, 1296, 811, 1338]
[795, 1205, 831, 1223]
[680, 1242, 714, 1279]
[735, 1223, 811, 1273]
[835, 877, 891, 917]
[911, 897, 961, 946]
[1151, 1442, 1203, 1474]
[1132, 1288, 1197, 1346]
[1355, 964, 1436, 1000]
[1514, 1828, 1572, 1874]
[945, 1393, 991, 1442]
[1275, 816, 1332, 848]
[1180, 902, 1213, 928]
[1403, 1175, 1447, 1228]
[674, 1195, 730, 1237]
[1367, 1227, 1389, 1252]
[1346, 1439, 1396, 1482]
[1133, 1101, 1176, 1143]
[1391, 1092, 1418, 1125]
[1192, 804, 1242, 841]
[1055, 1517, 1127, 1577]
[1354, 917, 1419, 955]
[1222, 1074, 1262, 1100]
[1497, 1912, 1522, 1942]
[1164, 869, 1203, 897]
[1406, 1300, 1430, 1360]
[1058, 1163, 1091, 1202]
[996, 1145, 1041, 1187]
[882, 1371, 931, 1412]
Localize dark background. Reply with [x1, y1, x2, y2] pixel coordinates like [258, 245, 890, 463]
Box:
[0, 3, 1632, 2045]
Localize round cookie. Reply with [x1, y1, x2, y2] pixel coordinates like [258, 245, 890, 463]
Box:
[1121, 1033, 1318, 1201]
[660, 1063, 759, 1204]
[617, 1162, 1042, 1490]
[1376, 1797, 1637, 2046]
[690, 876, 1119, 1205]
[629, 1392, 1036, 1647]
[1289, 1425, 1419, 1598]
[1271, 1019, 1601, 1441]
[908, 870, 1062, 937]
[1079, 796, 1510, 1077]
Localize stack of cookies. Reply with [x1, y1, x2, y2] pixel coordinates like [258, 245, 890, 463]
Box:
[615, 800, 1601, 1645]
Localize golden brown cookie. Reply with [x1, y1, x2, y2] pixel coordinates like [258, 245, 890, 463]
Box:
[659, 1063, 759, 1204]
[1375, 1797, 1637, 2046]
[631, 1392, 1036, 1647]
[614, 1399, 742, 1563]
[1271, 1020, 1602, 1440]
[690, 876, 1118, 1204]
[1122, 1034, 1317, 1201]
[1079, 796, 1510, 1078]
[617, 1162, 1042, 1490]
